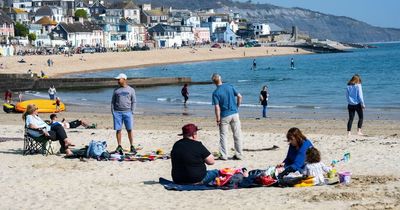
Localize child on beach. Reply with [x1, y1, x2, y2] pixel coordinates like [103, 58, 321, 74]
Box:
[55, 97, 61, 112]
[303, 147, 331, 185]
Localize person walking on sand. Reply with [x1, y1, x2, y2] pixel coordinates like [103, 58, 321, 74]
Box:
[48, 85, 56, 100]
[346, 74, 365, 136]
[211, 73, 243, 160]
[181, 84, 189, 104]
[112, 73, 137, 154]
[259, 85, 269, 118]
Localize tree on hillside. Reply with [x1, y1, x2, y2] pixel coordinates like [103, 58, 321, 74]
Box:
[74, 9, 88, 19]
[28, 33, 36, 44]
[14, 22, 29, 37]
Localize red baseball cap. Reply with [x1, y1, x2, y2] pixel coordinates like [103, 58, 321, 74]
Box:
[178, 123, 201, 136]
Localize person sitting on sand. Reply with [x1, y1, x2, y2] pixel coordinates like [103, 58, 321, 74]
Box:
[276, 127, 313, 178]
[49, 114, 96, 129]
[303, 147, 331, 185]
[23, 104, 74, 156]
[171, 123, 218, 185]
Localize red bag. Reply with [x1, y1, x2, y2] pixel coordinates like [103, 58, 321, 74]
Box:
[257, 175, 277, 186]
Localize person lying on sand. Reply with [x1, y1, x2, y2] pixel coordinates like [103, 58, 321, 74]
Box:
[50, 114, 96, 129]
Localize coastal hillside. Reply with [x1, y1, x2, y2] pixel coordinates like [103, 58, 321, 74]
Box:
[133, 0, 400, 43]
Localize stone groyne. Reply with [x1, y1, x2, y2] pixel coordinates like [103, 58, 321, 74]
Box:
[0, 74, 202, 91]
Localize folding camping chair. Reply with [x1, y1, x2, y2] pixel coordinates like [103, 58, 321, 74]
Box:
[23, 127, 54, 156]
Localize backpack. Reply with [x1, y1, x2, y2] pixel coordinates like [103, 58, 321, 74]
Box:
[86, 140, 107, 159]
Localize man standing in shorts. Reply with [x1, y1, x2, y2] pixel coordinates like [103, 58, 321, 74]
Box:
[112, 73, 137, 154]
[211, 73, 243, 160]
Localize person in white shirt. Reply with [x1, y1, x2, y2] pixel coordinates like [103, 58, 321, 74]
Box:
[303, 147, 331, 185]
[23, 104, 74, 156]
[48, 85, 56, 100]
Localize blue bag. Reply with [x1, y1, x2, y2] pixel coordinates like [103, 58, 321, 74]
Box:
[86, 140, 107, 158]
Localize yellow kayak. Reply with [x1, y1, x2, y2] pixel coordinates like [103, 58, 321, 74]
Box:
[16, 99, 65, 113]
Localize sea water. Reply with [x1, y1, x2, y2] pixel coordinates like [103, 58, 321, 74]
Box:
[29, 43, 400, 119]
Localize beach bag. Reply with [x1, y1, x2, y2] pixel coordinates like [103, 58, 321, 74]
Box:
[86, 140, 107, 158]
[3, 103, 15, 113]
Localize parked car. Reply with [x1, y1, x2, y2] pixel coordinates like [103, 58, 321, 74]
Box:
[211, 43, 221, 48]
[82, 47, 95, 53]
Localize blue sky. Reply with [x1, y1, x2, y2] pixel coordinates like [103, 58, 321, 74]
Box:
[245, 0, 400, 28]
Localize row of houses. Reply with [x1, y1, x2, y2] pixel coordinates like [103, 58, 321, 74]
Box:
[0, 0, 285, 50]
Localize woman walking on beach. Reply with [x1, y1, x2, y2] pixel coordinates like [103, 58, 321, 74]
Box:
[259, 85, 269, 118]
[346, 74, 365, 136]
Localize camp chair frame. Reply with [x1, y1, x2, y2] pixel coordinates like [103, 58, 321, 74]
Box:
[23, 127, 54, 156]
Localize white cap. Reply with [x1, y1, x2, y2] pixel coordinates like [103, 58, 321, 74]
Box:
[115, 73, 127, 80]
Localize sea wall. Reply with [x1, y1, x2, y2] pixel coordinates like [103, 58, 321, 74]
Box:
[0, 74, 193, 91]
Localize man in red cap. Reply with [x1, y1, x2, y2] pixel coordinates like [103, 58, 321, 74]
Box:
[171, 123, 218, 185]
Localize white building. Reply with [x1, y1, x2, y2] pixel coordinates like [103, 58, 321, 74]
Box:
[252, 23, 271, 37]
[147, 24, 182, 48]
[183, 16, 200, 28]
[176, 26, 194, 45]
[52, 19, 103, 47]
[12, 0, 33, 12]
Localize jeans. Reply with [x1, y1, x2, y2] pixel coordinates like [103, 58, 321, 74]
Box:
[262, 105, 268, 118]
[347, 104, 363, 131]
[201, 169, 219, 185]
[49, 94, 55, 100]
[219, 113, 243, 159]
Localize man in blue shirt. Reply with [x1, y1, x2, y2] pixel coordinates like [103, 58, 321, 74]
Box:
[211, 73, 243, 160]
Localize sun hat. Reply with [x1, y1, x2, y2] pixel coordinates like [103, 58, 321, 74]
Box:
[178, 123, 201, 136]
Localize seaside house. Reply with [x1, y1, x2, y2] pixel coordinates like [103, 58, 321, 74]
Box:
[0, 10, 14, 45]
[88, 0, 106, 18]
[140, 4, 169, 27]
[147, 23, 181, 48]
[201, 16, 229, 34]
[252, 23, 271, 37]
[31, 16, 57, 46]
[106, 1, 140, 24]
[52, 19, 103, 47]
[2, 7, 29, 23]
[102, 18, 141, 48]
[12, 0, 33, 12]
[175, 25, 194, 46]
[31, 0, 75, 16]
[183, 16, 201, 28]
[34, 6, 63, 22]
[212, 26, 238, 44]
[193, 27, 210, 44]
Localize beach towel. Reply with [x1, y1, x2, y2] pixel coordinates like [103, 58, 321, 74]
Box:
[109, 153, 170, 162]
[159, 178, 223, 191]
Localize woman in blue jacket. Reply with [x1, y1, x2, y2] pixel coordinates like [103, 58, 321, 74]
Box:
[346, 74, 365, 136]
[277, 127, 313, 178]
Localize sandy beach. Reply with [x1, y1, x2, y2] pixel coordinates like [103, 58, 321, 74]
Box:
[0, 110, 399, 209]
[0, 46, 310, 77]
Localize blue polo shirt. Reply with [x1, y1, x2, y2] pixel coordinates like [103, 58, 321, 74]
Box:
[212, 84, 239, 118]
